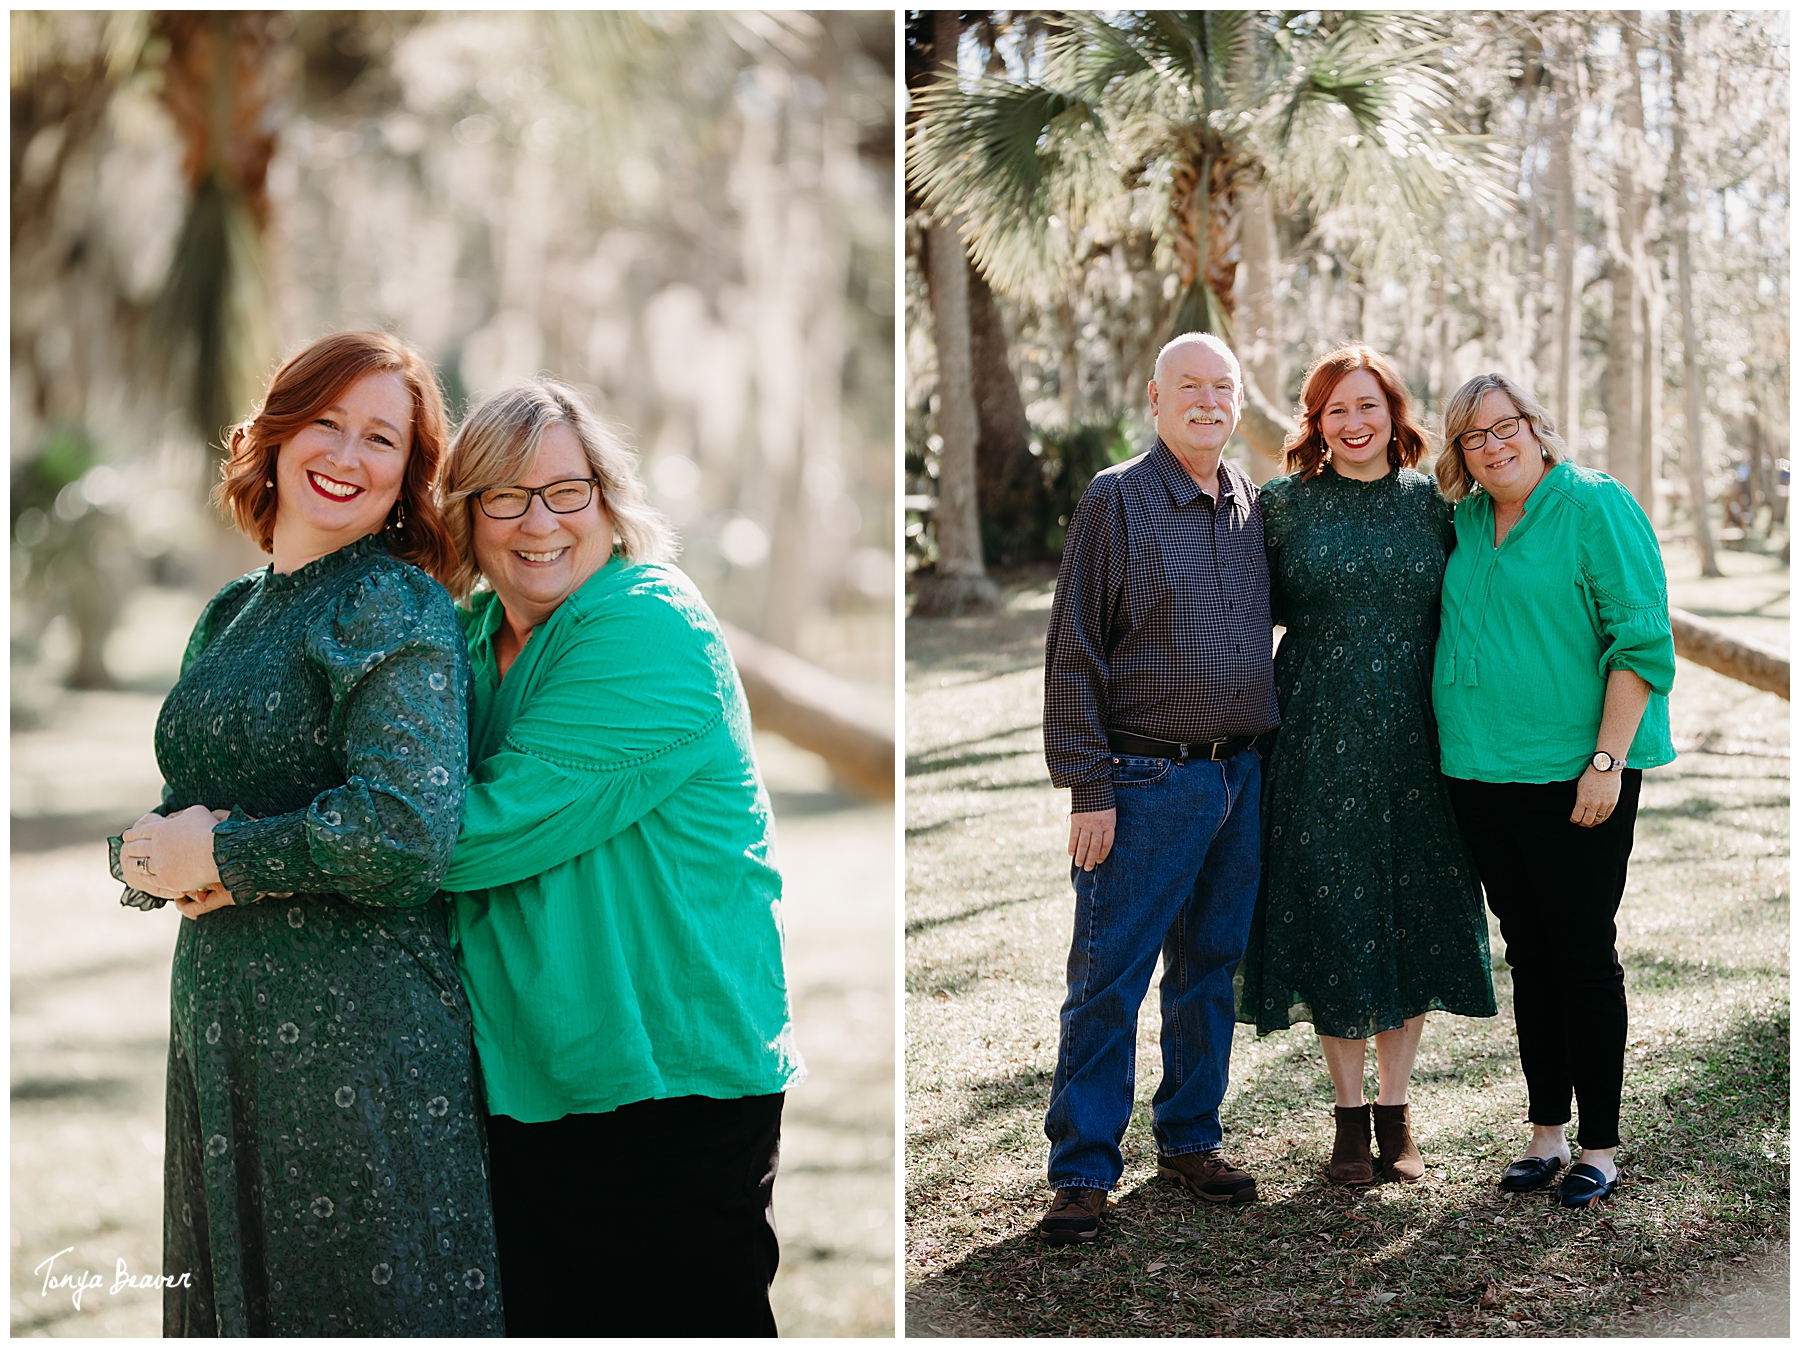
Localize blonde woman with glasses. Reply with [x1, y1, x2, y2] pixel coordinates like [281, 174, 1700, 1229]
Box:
[434, 378, 802, 1336]
[1433, 373, 1675, 1209]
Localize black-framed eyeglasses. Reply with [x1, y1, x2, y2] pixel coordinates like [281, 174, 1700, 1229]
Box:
[475, 477, 600, 519]
[1455, 417, 1525, 453]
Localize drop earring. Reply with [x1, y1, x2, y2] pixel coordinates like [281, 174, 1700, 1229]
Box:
[390, 500, 407, 531]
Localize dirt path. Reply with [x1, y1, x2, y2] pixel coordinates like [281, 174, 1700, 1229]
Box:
[11, 590, 894, 1338]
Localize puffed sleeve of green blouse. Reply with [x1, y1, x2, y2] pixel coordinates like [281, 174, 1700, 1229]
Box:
[209, 564, 471, 907]
[1578, 477, 1676, 695]
[440, 579, 736, 893]
[1260, 474, 1294, 629]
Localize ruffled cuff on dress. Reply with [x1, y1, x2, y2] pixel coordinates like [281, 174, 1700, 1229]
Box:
[212, 807, 306, 904]
[108, 835, 168, 910]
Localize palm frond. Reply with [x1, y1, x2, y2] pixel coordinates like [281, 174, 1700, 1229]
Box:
[1252, 12, 1509, 263]
[1170, 274, 1240, 342]
[1051, 13, 1152, 97]
[909, 74, 1104, 295]
[145, 170, 278, 451]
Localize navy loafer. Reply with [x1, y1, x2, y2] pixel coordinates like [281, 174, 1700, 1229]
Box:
[1498, 1154, 1565, 1193]
[1556, 1162, 1619, 1208]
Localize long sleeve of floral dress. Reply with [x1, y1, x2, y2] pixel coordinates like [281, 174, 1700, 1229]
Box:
[115, 539, 469, 910]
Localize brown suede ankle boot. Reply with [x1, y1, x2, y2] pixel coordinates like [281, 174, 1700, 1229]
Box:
[1373, 1102, 1424, 1181]
[1329, 1104, 1375, 1185]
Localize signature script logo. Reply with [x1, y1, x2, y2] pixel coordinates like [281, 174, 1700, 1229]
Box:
[34, 1247, 194, 1310]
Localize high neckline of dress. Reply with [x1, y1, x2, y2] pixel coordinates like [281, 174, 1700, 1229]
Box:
[261, 531, 393, 592]
[1324, 463, 1397, 489]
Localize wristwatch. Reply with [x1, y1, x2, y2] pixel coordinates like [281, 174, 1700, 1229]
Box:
[1590, 750, 1626, 773]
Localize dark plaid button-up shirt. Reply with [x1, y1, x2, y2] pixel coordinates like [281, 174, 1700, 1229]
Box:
[1043, 439, 1279, 812]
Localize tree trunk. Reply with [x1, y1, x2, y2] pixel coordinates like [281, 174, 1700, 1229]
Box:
[1549, 29, 1581, 458]
[913, 10, 1000, 616]
[1669, 13, 1721, 577]
[1669, 607, 1788, 699]
[964, 260, 1036, 518]
[721, 621, 896, 796]
[1235, 180, 1285, 484]
[1604, 14, 1646, 505]
[1639, 264, 1663, 528]
[1236, 377, 1297, 470]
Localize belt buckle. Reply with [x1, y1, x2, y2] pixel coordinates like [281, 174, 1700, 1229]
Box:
[1208, 738, 1229, 762]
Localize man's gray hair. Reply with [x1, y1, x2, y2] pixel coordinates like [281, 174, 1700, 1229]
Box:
[1153, 332, 1242, 390]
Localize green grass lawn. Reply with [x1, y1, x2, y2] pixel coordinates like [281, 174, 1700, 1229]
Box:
[905, 557, 1788, 1337]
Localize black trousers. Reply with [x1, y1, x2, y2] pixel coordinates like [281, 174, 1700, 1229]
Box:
[1446, 772, 1642, 1150]
[486, 1093, 784, 1338]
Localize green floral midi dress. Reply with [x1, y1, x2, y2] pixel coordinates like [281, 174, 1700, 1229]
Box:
[112, 535, 503, 1335]
[1236, 467, 1497, 1038]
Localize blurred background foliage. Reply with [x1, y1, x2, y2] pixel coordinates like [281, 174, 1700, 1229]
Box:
[904, 11, 1787, 592]
[12, 9, 895, 693]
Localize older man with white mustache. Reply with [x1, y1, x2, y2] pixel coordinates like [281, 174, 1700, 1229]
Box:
[1037, 332, 1279, 1243]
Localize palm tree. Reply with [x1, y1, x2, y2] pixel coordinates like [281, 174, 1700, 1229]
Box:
[911, 9, 1002, 616]
[909, 10, 1506, 462]
[145, 12, 284, 458]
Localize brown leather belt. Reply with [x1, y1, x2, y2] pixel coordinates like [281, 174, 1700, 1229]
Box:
[1106, 731, 1261, 762]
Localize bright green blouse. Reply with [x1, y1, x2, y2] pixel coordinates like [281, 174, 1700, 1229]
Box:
[441, 557, 804, 1123]
[1434, 462, 1677, 783]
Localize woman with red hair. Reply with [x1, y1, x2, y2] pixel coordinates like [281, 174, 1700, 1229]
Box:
[1237, 344, 1496, 1186]
[112, 331, 502, 1334]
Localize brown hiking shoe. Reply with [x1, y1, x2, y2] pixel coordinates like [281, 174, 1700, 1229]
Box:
[1156, 1150, 1258, 1205]
[1330, 1104, 1376, 1185]
[1373, 1102, 1424, 1182]
[1038, 1187, 1107, 1244]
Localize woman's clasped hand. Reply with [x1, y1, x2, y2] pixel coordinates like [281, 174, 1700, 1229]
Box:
[117, 806, 234, 915]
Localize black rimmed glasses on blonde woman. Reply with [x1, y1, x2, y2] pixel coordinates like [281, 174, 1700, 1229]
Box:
[1455, 417, 1525, 453]
[475, 478, 599, 519]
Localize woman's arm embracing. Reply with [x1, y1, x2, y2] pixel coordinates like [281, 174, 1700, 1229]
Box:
[209, 561, 472, 907]
[442, 572, 735, 894]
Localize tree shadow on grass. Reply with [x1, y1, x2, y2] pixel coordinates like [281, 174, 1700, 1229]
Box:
[906, 745, 1041, 778]
[907, 892, 1047, 938]
[910, 1010, 1788, 1337]
[1637, 794, 1791, 820]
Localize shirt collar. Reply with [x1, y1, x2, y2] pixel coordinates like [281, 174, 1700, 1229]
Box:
[1150, 437, 1249, 520]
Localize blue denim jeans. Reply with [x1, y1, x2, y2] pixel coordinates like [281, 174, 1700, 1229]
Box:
[1044, 748, 1262, 1191]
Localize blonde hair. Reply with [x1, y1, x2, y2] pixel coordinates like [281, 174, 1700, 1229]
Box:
[1436, 372, 1567, 503]
[438, 378, 676, 600]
